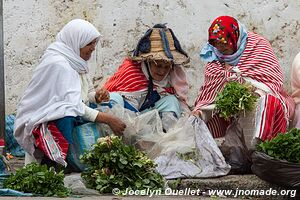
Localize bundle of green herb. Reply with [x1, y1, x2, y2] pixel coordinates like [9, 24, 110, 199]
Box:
[215, 81, 258, 120]
[3, 162, 69, 197]
[257, 128, 300, 163]
[80, 135, 164, 194]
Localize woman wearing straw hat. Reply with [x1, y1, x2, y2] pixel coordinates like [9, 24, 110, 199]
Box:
[103, 24, 190, 132]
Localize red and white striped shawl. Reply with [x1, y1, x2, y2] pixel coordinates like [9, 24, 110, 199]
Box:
[104, 59, 149, 93]
[195, 32, 294, 118]
[104, 58, 188, 102]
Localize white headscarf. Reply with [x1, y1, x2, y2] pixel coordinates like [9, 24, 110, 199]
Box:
[48, 19, 101, 73]
[14, 19, 101, 155]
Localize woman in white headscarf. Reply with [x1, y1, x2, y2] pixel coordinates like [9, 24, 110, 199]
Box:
[14, 19, 126, 167]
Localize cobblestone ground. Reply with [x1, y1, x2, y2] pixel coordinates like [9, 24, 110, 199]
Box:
[4, 156, 24, 172]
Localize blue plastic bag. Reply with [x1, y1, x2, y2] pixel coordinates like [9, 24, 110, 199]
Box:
[67, 122, 105, 171]
[5, 115, 25, 157]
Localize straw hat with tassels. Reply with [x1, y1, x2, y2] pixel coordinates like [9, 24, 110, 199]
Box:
[131, 24, 190, 66]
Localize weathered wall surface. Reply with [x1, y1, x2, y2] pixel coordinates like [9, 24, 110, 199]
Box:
[3, 0, 300, 114]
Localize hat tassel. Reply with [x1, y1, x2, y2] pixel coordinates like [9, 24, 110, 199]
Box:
[159, 29, 174, 60]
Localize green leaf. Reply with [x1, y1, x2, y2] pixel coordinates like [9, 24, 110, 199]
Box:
[267, 150, 273, 156]
[80, 135, 164, 193]
[3, 162, 69, 197]
[215, 81, 258, 120]
[257, 128, 300, 163]
[120, 158, 128, 165]
[133, 161, 143, 168]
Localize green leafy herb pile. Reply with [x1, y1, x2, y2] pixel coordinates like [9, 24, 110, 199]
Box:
[215, 81, 258, 120]
[3, 162, 69, 197]
[257, 128, 300, 163]
[80, 135, 164, 194]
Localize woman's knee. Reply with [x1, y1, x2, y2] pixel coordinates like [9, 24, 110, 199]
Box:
[109, 92, 124, 107]
[162, 95, 180, 106]
[156, 95, 181, 117]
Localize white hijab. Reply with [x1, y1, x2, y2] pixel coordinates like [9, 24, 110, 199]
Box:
[14, 19, 101, 155]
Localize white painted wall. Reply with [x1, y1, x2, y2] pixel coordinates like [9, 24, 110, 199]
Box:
[3, 0, 300, 114]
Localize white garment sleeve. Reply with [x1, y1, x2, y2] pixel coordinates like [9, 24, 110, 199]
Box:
[81, 73, 97, 104]
[88, 91, 97, 103]
[81, 102, 99, 122]
[87, 75, 97, 103]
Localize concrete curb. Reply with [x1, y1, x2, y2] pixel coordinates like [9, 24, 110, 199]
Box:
[168, 175, 298, 199]
[7, 157, 299, 199]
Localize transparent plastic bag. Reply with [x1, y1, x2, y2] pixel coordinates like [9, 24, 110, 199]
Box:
[98, 105, 230, 178]
[98, 104, 162, 148]
[154, 116, 231, 179]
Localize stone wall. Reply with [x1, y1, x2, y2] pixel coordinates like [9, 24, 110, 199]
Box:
[3, 0, 300, 113]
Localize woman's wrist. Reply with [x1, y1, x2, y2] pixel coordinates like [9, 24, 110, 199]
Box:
[96, 112, 110, 123]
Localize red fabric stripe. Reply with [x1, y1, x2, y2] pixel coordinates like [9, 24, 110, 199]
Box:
[206, 115, 230, 138]
[104, 59, 149, 92]
[258, 94, 287, 141]
[33, 122, 68, 162]
[103, 58, 177, 95]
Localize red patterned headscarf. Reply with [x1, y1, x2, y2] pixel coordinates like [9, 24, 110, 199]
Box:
[208, 16, 240, 52]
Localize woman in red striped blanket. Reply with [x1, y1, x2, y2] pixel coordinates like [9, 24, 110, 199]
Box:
[103, 24, 190, 132]
[193, 16, 295, 144]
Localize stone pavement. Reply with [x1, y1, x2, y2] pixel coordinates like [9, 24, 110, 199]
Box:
[4, 157, 299, 200]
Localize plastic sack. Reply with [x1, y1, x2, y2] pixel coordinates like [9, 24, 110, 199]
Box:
[64, 173, 100, 195]
[154, 116, 231, 179]
[141, 113, 194, 159]
[219, 120, 252, 174]
[238, 110, 256, 149]
[102, 105, 230, 178]
[100, 104, 160, 147]
[0, 189, 32, 196]
[127, 110, 164, 154]
[103, 105, 167, 155]
[5, 115, 25, 157]
[252, 151, 300, 188]
[67, 122, 105, 172]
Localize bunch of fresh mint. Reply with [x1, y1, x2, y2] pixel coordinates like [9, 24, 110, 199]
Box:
[215, 81, 258, 120]
[257, 128, 300, 163]
[80, 135, 164, 194]
[4, 162, 69, 197]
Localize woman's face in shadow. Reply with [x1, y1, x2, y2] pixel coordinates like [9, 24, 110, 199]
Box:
[149, 60, 172, 81]
[80, 39, 98, 61]
[211, 40, 235, 55]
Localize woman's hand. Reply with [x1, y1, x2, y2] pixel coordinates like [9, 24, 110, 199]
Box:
[95, 88, 110, 103]
[96, 112, 126, 136]
[191, 110, 203, 119]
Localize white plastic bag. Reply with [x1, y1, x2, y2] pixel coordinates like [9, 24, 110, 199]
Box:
[97, 105, 230, 179]
[98, 104, 163, 147]
[154, 116, 231, 179]
[64, 173, 100, 195]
